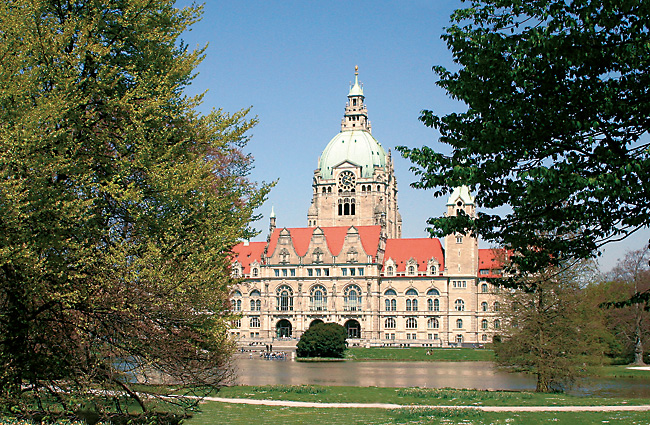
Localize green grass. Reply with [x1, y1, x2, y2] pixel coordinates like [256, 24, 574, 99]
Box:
[216, 385, 650, 406]
[589, 365, 650, 378]
[188, 400, 650, 425]
[346, 347, 495, 362]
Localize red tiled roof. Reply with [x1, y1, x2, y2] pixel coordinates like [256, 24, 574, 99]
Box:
[266, 225, 383, 260]
[232, 241, 266, 274]
[478, 248, 506, 277]
[383, 238, 445, 272]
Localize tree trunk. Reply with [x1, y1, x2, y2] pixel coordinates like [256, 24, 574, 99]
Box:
[633, 305, 645, 365]
[536, 372, 550, 392]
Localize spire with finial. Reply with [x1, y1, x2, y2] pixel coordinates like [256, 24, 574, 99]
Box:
[341, 66, 371, 132]
[269, 206, 276, 234]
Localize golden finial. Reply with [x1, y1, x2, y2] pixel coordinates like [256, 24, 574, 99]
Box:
[355, 65, 359, 74]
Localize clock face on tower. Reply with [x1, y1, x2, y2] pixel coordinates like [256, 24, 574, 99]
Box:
[338, 171, 356, 191]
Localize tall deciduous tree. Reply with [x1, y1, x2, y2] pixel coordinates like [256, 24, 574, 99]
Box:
[398, 0, 650, 276]
[0, 0, 270, 418]
[494, 262, 605, 392]
[597, 248, 650, 365]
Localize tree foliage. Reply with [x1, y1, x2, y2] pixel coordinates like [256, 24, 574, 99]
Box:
[398, 0, 650, 276]
[296, 323, 347, 358]
[0, 0, 270, 418]
[591, 248, 650, 364]
[494, 262, 605, 392]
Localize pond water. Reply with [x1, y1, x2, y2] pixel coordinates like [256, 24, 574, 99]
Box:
[233, 356, 650, 398]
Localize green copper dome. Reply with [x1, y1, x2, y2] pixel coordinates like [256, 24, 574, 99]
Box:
[318, 130, 387, 179]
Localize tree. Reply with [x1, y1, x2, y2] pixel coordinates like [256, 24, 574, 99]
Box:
[296, 323, 347, 358]
[0, 0, 270, 420]
[494, 262, 605, 392]
[595, 248, 650, 365]
[398, 0, 650, 276]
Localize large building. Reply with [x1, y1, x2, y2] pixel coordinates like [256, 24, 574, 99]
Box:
[230, 69, 502, 347]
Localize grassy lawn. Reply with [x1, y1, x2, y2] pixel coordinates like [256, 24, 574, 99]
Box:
[589, 365, 650, 378]
[216, 385, 650, 406]
[188, 401, 650, 425]
[346, 347, 495, 362]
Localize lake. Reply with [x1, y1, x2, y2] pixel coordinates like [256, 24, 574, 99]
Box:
[233, 355, 650, 398]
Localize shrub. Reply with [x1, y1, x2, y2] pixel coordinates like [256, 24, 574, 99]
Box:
[296, 323, 347, 358]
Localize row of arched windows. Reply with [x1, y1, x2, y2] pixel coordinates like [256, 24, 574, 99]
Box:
[384, 318, 500, 331]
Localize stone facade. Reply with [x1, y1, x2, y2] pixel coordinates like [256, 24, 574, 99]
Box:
[230, 70, 502, 347]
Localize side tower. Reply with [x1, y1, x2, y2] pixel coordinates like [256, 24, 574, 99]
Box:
[444, 186, 478, 276]
[307, 67, 402, 238]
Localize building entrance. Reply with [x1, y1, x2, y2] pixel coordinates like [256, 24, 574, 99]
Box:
[276, 319, 292, 338]
[344, 319, 361, 339]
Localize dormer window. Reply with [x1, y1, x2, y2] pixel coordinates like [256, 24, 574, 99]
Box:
[456, 236, 463, 244]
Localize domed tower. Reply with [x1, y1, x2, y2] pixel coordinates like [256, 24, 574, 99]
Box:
[307, 67, 402, 239]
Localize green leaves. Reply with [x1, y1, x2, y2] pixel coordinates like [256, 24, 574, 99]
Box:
[398, 0, 650, 275]
[0, 0, 270, 417]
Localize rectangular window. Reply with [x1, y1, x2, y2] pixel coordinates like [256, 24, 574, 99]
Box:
[324, 268, 330, 276]
[274, 269, 279, 277]
[391, 333, 395, 340]
[428, 333, 433, 340]
[385, 333, 390, 340]
[358, 268, 364, 276]
[308, 269, 313, 277]
[350, 268, 356, 276]
[341, 268, 347, 276]
[406, 334, 411, 340]
[480, 269, 489, 275]
[290, 269, 296, 277]
[434, 333, 439, 340]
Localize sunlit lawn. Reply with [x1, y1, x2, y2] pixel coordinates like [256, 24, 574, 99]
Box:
[216, 385, 650, 406]
[345, 347, 495, 362]
[189, 401, 650, 425]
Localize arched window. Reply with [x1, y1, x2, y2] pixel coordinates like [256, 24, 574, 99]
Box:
[406, 288, 418, 311]
[344, 285, 362, 311]
[276, 285, 293, 311]
[384, 289, 397, 311]
[427, 318, 440, 329]
[481, 283, 488, 293]
[250, 317, 260, 328]
[454, 299, 465, 311]
[406, 318, 418, 329]
[407, 265, 416, 275]
[429, 265, 437, 275]
[481, 319, 488, 330]
[456, 319, 463, 328]
[426, 288, 440, 296]
[494, 319, 501, 329]
[482, 334, 488, 342]
[385, 317, 396, 329]
[252, 268, 259, 277]
[493, 301, 500, 312]
[386, 266, 394, 276]
[231, 290, 242, 312]
[310, 285, 327, 311]
[338, 198, 356, 216]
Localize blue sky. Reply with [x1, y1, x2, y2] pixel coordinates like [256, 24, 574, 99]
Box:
[174, 0, 648, 272]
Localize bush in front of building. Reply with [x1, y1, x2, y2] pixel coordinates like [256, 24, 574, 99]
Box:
[296, 322, 347, 358]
